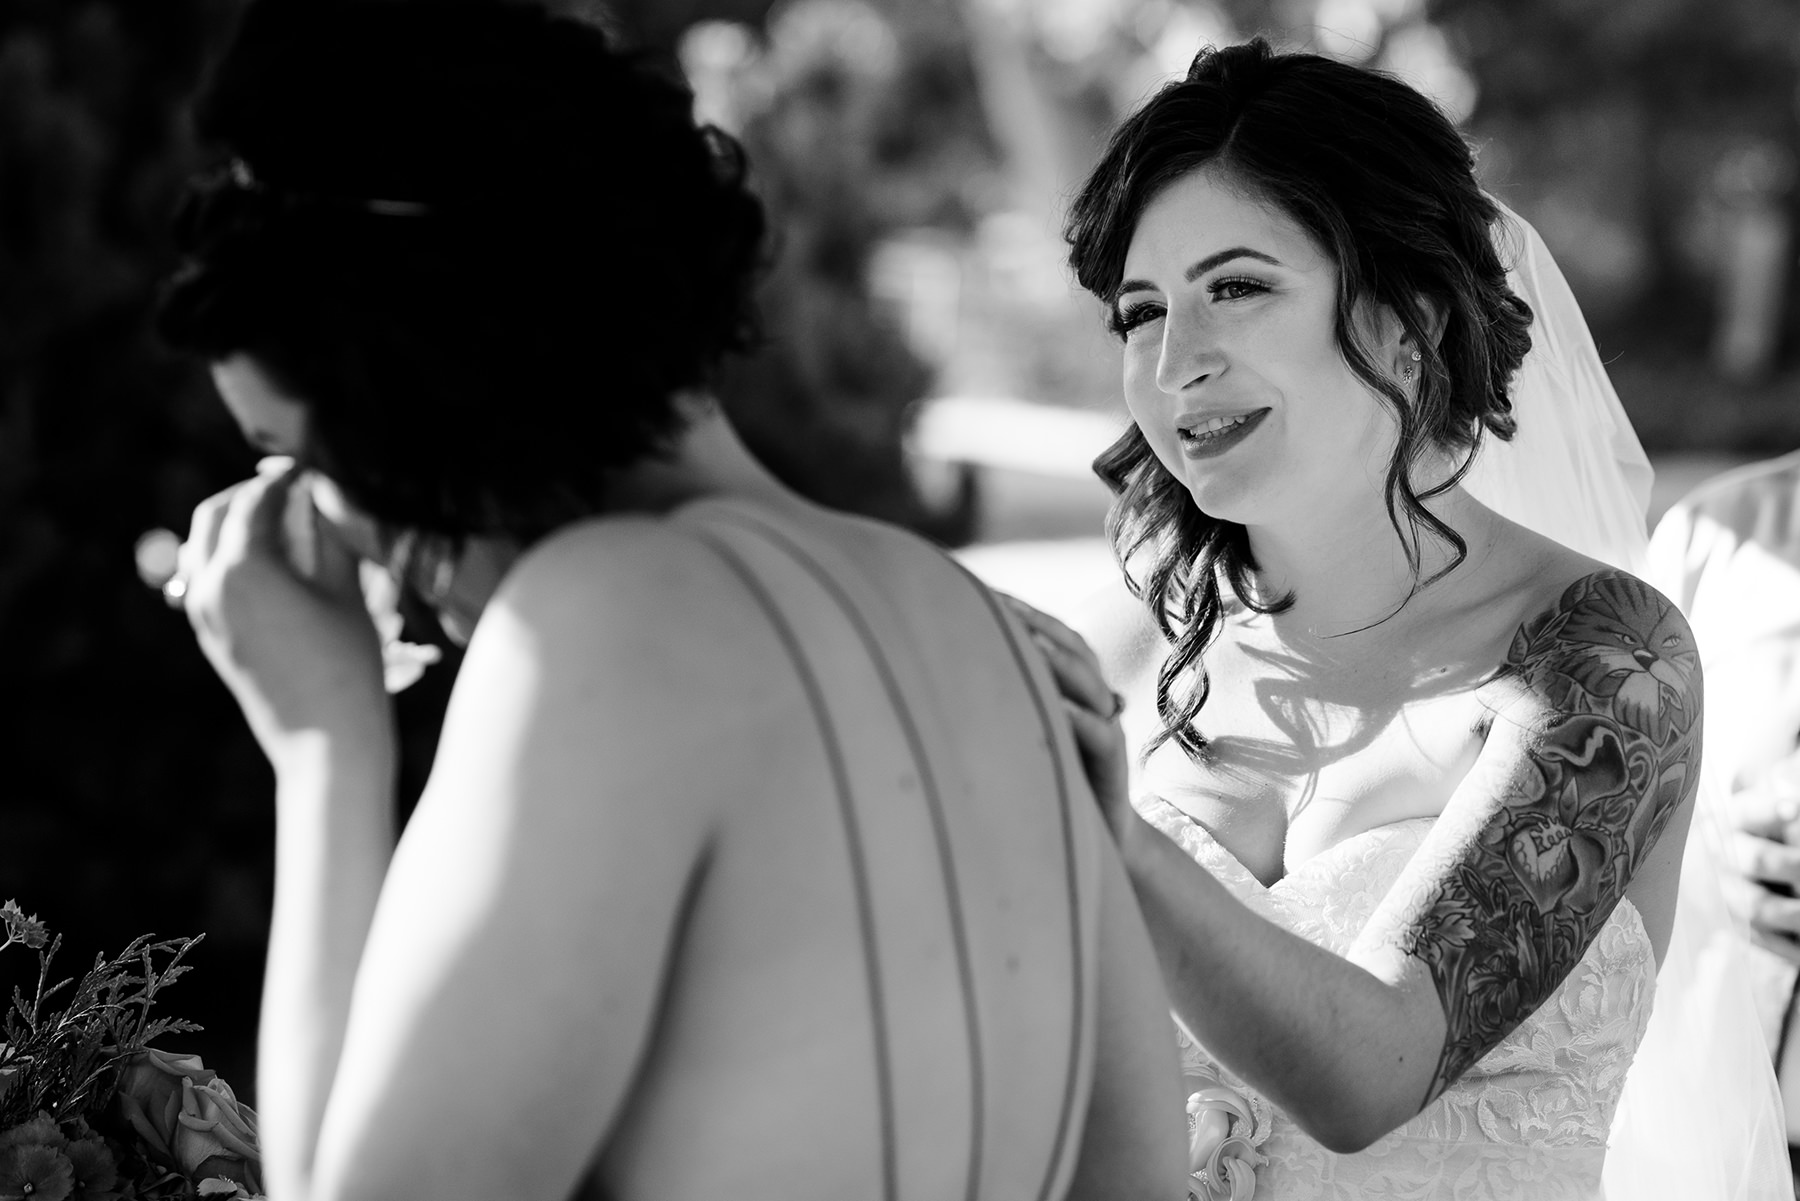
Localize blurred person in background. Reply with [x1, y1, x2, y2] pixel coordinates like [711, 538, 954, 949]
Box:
[1015, 38, 1789, 1200]
[1649, 450, 1800, 1187]
[153, 2, 1186, 1199]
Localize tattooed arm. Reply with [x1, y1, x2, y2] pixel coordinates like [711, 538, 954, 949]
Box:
[1352, 569, 1700, 1105]
[1037, 569, 1700, 1151]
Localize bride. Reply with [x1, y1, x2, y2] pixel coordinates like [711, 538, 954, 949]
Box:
[1014, 38, 1789, 1200]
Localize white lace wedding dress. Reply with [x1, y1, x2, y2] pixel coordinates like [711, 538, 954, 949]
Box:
[1142, 797, 1657, 1201]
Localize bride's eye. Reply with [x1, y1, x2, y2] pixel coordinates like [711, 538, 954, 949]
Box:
[1209, 276, 1268, 302]
[1110, 300, 1164, 339]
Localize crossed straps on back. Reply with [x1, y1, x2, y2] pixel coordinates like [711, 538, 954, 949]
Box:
[674, 498, 1091, 1201]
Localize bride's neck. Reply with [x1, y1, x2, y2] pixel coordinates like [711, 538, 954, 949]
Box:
[1243, 476, 1495, 638]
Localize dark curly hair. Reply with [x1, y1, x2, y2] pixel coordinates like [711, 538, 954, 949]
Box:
[158, 0, 767, 542]
[1065, 39, 1533, 765]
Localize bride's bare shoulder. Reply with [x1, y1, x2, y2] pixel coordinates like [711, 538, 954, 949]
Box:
[1475, 529, 1700, 772]
[1482, 518, 1674, 629]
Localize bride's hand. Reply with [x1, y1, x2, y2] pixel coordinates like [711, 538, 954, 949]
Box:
[178, 458, 393, 771]
[1003, 595, 1134, 843]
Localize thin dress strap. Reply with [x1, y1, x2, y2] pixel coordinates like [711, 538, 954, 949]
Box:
[679, 524, 902, 1201]
[698, 503, 1087, 1201]
[948, 562, 1087, 1201]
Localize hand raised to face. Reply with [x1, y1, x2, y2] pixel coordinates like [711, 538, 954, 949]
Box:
[176, 458, 395, 773]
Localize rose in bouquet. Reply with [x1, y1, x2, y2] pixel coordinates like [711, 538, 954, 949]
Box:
[0, 901, 264, 1201]
[116, 1051, 261, 1197]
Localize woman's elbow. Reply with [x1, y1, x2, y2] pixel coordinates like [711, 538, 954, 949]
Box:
[1285, 1081, 1420, 1154]
[1305, 1116, 1393, 1156]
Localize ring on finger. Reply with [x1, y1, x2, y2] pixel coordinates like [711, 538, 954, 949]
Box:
[134, 527, 190, 609]
[160, 573, 191, 608]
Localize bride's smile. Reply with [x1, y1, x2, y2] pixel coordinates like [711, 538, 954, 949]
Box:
[1114, 167, 1398, 532]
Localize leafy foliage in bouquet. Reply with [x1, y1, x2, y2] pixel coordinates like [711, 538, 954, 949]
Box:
[0, 902, 264, 1201]
[0, 904, 200, 1129]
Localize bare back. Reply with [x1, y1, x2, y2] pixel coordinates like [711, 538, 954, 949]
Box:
[309, 492, 1180, 1201]
[590, 496, 1181, 1200]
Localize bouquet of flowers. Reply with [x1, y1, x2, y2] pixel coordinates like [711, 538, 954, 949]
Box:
[0, 901, 264, 1201]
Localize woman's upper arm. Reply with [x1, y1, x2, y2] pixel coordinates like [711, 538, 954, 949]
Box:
[1067, 807, 1188, 1199]
[305, 525, 768, 1201]
[1351, 570, 1702, 1108]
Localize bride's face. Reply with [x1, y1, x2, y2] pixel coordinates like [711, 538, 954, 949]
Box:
[1114, 167, 1403, 527]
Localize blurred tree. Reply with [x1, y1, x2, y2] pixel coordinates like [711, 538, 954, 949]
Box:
[1434, 0, 1799, 343]
[688, 0, 997, 539]
[1429, 0, 1800, 446]
[0, 0, 273, 1096]
[548, 0, 774, 50]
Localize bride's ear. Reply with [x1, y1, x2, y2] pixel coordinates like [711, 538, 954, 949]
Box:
[1406, 293, 1449, 353]
[1369, 294, 1447, 370]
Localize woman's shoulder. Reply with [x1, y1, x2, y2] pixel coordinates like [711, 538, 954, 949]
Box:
[494, 495, 927, 615]
[1480, 542, 1700, 739]
[500, 512, 756, 624]
[471, 509, 806, 704]
[1477, 515, 1681, 642]
[665, 492, 997, 623]
[476, 498, 976, 683]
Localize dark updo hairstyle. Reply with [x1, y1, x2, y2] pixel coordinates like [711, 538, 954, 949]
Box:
[158, 0, 766, 542]
[1066, 38, 1533, 765]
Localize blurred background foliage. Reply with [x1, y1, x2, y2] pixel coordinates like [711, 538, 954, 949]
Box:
[2, 0, 1797, 1098]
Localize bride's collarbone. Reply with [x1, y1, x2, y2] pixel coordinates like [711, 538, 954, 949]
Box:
[1209, 613, 1503, 737]
[1145, 651, 1494, 886]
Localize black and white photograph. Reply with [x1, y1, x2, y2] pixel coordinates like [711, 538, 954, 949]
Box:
[3, 0, 1799, 1197]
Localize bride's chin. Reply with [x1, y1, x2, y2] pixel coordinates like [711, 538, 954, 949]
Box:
[1178, 477, 1254, 526]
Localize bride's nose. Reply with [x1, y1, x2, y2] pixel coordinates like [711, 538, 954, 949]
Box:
[1155, 311, 1225, 395]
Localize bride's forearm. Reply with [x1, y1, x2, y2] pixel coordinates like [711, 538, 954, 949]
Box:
[259, 732, 399, 1201]
[1117, 816, 1439, 1153]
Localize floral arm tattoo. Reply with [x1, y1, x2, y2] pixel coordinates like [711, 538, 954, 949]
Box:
[1361, 571, 1701, 1108]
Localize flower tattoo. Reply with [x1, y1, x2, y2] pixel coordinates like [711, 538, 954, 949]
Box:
[1370, 572, 1699, 1106]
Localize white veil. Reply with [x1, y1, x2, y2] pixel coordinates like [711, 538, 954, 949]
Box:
[1466, 203, 1790, 1199]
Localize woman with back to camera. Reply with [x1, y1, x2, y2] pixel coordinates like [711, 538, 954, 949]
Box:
[1013, 39, 1789, 1199]
[153, 3, 1188, 1199]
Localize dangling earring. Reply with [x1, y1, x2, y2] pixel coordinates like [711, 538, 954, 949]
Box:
[1400, 348, 1422, 385]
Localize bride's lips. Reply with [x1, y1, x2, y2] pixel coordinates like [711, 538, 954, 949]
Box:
[1175, 409, 1269, 460]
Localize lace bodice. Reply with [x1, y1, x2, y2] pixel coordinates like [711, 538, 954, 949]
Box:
[1143, 797, 1657, 1201]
